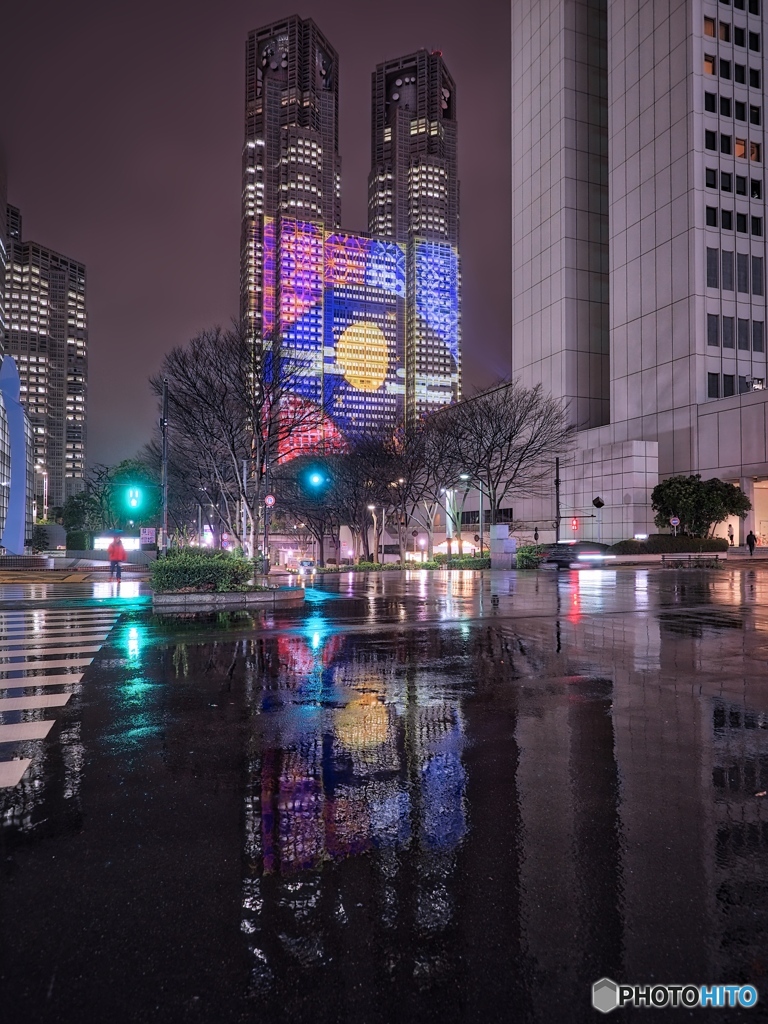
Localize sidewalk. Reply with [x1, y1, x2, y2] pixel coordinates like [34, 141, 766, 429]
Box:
[724, 545, 768, 560]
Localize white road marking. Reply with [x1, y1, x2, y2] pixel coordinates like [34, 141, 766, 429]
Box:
[0, 721, 55, 743]
[0, 693, 72, 712]
[0, 657, 94, 674]
[0, 673, 83, 689]
[0, 759, 31, 788]
[0, 645, 102, 659]
[0, 638, 108, 651]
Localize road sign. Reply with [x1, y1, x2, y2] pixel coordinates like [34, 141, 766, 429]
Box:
[140, 527, 156, 545]
[670, 516, 680, 527]
[264, 494, 276, 507]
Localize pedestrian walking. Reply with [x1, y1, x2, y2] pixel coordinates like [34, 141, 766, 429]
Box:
[746, 530, 757, 557]
[107, 535, 127, 580]
[728, 524, 734, 546]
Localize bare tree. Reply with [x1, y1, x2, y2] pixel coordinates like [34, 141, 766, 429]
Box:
[436, 380, 574, 526]
[150, 322, 332, 556]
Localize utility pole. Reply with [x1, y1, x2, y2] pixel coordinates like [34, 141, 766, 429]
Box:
[555, 457, 561, 543]
[160, 377, 169, 556]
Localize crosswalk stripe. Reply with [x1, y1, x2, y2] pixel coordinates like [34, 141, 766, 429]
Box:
[0, 638, 108, 651]
[0, 628, 114, 639]
[0, 759, 31, 788]
[0, 616, 119, 625]
[0, 673, 83, 689]
[0, 646, 102, 659]
[0, 721, 54, 743]
[0, 657, 94, 674]
[0, 693, 72, 712]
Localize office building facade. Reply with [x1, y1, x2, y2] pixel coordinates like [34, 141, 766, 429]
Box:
[240, 17, 461, 445]
[512, 0, 768, 543]
[4, 206, 87, 511]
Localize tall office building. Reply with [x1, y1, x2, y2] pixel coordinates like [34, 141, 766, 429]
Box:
[0, 150, 7, 356]
[240, 17, 462, 444]
[512, 0, 768, 543]
[4, 206, 87, 510]
[369, 50, 461, 422]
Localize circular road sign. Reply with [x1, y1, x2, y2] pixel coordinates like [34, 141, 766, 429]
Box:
[264, 494, 276, 507]
[670, 516, 680, 526]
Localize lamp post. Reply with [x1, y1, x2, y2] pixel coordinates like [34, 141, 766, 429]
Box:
[367, 504, 380, 563]
[459, 473, 485, 556]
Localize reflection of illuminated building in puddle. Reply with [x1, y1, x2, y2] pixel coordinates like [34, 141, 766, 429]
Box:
[92, 582, 141, 600]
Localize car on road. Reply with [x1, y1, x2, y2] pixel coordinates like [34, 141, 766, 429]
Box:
[542, 540, 616, 569]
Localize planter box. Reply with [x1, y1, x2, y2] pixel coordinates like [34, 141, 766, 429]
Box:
[152, 587, 305, 612]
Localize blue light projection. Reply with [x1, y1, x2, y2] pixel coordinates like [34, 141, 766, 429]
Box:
[414, 241, 460, 364]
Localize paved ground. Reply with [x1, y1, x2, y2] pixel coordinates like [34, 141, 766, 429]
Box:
[1, 567, 767, 1023]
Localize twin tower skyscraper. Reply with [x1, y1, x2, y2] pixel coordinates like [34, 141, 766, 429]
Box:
[239, 16, 461, 442]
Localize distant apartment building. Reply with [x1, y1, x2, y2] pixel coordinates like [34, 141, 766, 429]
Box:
[240, 16, 461, 444]
[4, 205, 87, 511]
[511, 0, 768, 544]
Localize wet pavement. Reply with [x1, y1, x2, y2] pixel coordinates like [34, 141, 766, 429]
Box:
[1, 568, 768, 1023]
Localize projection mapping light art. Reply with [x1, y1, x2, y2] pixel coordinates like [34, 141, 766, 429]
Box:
[265, 219, 459, 443]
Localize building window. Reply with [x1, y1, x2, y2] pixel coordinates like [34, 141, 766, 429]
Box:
[735, 63, 747, 83]
[739, 375, 749, 393]
[708, 313, 721, 346]
[705, 54, 717, 75]
[749, 31, 760, 51]
[706, 167, 718, 188]
[721, 22, 732, 41]
[724, 374, 736, 397]
[750, 67, 761, 88]
[722, 134, 733, 154]
[753, 320, 765, 351]
[723, 316, 735, 347]
[735, 0, 745, 9]
[723, 96, 734, 117]
[735, 25, 747, 46]
[751, 141, 761, 161]
[737, 212, 749, 232]
[722, 171, 733, 191]
[723, 249, 735, 289]
[708, 247, 720, 286]
[708, 372, 720, 398]
[749, 0, 760, 13]
[752, 255, 764, 294]
[739, 317, 751, 348]
[736, 174, 748, 194]
[705, 91, 717, 112]
[750, 105, 761, 125]
[736, 137, 747, 158]
[705, 15, 716, 35]
[752, 216, 763, 235]
[751, 177, 762, 198]
[723, 210, 733, 229]
[706, 206, 719, 226]
[738, 251, 750, 289]
[706, 130, 718, 150]
[721, 59, 732, 79]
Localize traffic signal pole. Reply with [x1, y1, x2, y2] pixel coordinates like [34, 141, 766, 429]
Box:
[161, 377, 169, 556]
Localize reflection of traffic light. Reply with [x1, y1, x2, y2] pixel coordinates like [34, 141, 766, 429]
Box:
[571, 517, 579, 532]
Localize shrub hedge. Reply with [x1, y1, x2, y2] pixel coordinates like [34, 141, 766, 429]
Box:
[610, 535, 729, 555]
[444, 555, 490, 569]
[150, 551, 255, 593]
[516, 544, 547, 569]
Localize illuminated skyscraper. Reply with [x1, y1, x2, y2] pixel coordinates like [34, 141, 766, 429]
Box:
[4, 206, 88, 509]
[369, 50, 461, 423]
[240, 20, 461, 442]
[240, 16, 341, 340]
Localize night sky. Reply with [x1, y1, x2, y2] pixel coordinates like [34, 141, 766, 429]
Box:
[1, 0, 511, 466]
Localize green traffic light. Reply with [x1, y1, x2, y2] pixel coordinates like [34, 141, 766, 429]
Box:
[127, 486, 142, 509]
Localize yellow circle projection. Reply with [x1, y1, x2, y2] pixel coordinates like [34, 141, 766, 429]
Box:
[336, 321, 389, 391]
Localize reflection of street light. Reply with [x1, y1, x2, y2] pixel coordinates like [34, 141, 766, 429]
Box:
[419, 536, 426, 563]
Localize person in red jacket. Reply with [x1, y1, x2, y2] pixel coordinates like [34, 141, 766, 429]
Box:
[107, 535, 127, 580]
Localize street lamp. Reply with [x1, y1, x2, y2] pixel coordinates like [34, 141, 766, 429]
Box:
[367, 504, 381, 563]
[459, 473, 485, 556]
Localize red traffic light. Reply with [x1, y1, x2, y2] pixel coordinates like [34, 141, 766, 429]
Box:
[571, 517, 579, 531]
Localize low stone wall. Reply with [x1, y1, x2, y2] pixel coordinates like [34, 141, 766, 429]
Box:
[152, 587, 305, 612]
[0, 555, 54, 569]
